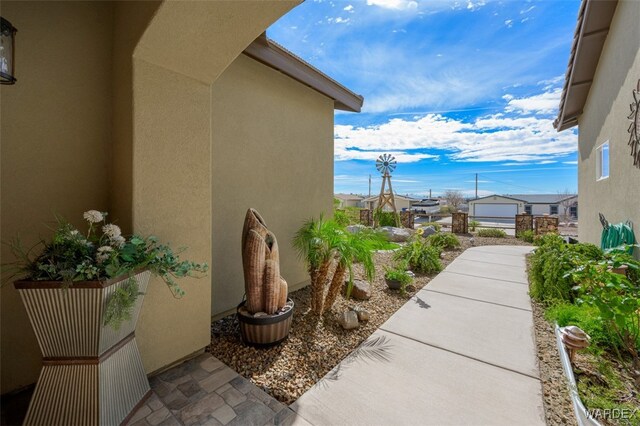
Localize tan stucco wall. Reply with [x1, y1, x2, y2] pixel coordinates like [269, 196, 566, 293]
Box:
[0, 1, 114, 393]
[1, 0, 299, 393]
[577, 0, 640, 252]
[210, 54, 334, 316]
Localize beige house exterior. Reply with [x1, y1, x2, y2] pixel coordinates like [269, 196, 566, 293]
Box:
[468, 196, 526, 217]
[468, 194, 578, 219]
[0, 0, 362, 395]
[334, 194, 365, 209]
[554, 0, 639, 252]
[362, 194, 419, 212]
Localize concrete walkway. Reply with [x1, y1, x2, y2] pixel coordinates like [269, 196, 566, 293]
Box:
[291, 245, 545, 426]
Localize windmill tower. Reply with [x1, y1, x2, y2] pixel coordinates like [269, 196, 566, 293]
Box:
[375, 154, 398, 226]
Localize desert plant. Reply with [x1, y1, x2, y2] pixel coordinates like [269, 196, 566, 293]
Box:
[324, 229, 380, 310]
[293, 215, 341, 314]
[528, 237, 604, 304]
[6, 210, 208, 328]
[517, 229, 535, 243]
[393, 239, 442, 274]
[421, 222, 442, 232]
[374, 209, 400, 227]
[469, 220, 480, 232]
[384, 266, 413, 295]
[477, 228, 507, 238]
[427, 232, 461, 250]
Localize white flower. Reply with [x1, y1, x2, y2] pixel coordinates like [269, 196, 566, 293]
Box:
[83, 210, 104, 223]
[111, 235, 126, 248]
[70, 230, 79, 236]
[102, 224, 122, 239]
[98, 246, 114, 254]
[96, 245, 114, 264]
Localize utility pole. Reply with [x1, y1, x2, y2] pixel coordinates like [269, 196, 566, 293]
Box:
[475, 173, 478, 199]
[429, 189, 432, 199]
[368, 174, 371, 197]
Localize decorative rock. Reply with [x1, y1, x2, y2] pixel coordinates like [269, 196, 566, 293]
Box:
[337, 311, 359, 330]
[405, 285, 416, 293]
[350, 307, 370, 322]
[421, 226, 437, 237]
[379, 226, 411, 242]
[346, 224, 366, 234]
[346, 279, 371, 300]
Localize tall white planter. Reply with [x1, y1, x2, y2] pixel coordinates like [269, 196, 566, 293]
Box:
[14, 270, 152, 426]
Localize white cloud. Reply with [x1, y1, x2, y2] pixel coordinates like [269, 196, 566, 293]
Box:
[520, 5, 535, 14]
[504, 88, 561, 115]
[366, 0, 418, 10]
[504, 19, 513, 28]
[563, 160, 578, 165]
[466, 0, 486, 11]
[334, 88, 577, 164]
[334, 17, 350, 24]
[344, 4, 354, 12]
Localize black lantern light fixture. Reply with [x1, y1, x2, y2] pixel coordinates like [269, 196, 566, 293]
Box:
[0, 17, 17, 85]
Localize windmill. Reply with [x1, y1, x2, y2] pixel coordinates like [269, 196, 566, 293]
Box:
[375, 153, 398, 225]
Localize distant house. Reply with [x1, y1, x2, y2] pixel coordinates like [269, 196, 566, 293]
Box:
[468, 194, 578, 219]
[361, 194, 420, 212]
[334, 193, 364, 209]
[554, 0, 639, 248]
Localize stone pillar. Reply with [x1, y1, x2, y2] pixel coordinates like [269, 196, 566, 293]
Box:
[452, 212, 468, 234]
[515, 214, 533, 236]
[400, 211, 414, 228]
[535, 216, 559, 235]
[360, 209, 372, 226]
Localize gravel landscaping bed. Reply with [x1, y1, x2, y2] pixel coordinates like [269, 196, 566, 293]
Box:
[207, 234, 532, 405]
[530, 298, 577, 426]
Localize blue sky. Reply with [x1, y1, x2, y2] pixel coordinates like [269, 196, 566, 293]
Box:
[268, 0, 581, 198]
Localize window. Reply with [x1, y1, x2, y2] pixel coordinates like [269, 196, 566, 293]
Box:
[524, 205, 532, 215]
[550, 205, 558, 215]
[570, 205, 578, 219]
[597, 141, 610, 180]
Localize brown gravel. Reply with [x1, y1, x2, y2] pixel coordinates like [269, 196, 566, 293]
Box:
[530, 298, 577, 426]
[207, 233, 531, 405]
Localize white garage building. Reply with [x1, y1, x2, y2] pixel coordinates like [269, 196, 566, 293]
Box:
[468, 194, 578, 219]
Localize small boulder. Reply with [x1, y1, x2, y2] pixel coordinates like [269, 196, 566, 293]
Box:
[379, 226, 411, 242]
[338, 311, 359, 330]
[350, 307, 370, 322]
[346, 224, 366, 234]
[405, 285, 416, 293]
[346, 279, 371, 300]
[421, 226, 437, 237]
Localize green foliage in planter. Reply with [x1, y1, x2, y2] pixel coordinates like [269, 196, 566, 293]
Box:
[570, 250, 640, 386]
[469, 220, 480, 232]
[476, 228, 507, 238]
[427, 232, 461, 250]
[393, 239, 442, 274]
[6, 210, 208, 328]
[528, 235, 604, 304]
[374, 209, 400, 227]
[545, 303, 615, 350]
[384, 266, 413, 295]
[517, 229, 535, 243]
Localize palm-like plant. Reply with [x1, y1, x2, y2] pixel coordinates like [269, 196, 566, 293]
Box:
[293, 215, 340, 314]
[324, 230, 379, 312]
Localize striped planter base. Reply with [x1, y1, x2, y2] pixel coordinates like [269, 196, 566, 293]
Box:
[237, 300, 294, 347]
[14, 270, 152, 426]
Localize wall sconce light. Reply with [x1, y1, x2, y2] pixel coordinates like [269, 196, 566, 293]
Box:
[1, 17, 17, 85]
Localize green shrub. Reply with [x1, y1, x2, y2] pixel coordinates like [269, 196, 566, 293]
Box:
[545, 303, 615, 350]
[528, 238, 604, 304]
[469, 220, 480, 232]
[384, 267, 413, 285]
[421, 222, 442, 232]
[393, 240, 442, 274]
[477, 228, 507, 238]
[427, 233, 461, 250]
[333, 209, 350, 227]
[517, 229, 535, 243]
[375, 209, 400, 227]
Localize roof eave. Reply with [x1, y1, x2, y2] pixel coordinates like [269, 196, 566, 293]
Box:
[554, 0, 618, 132]
[243, 35, 364, 113]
